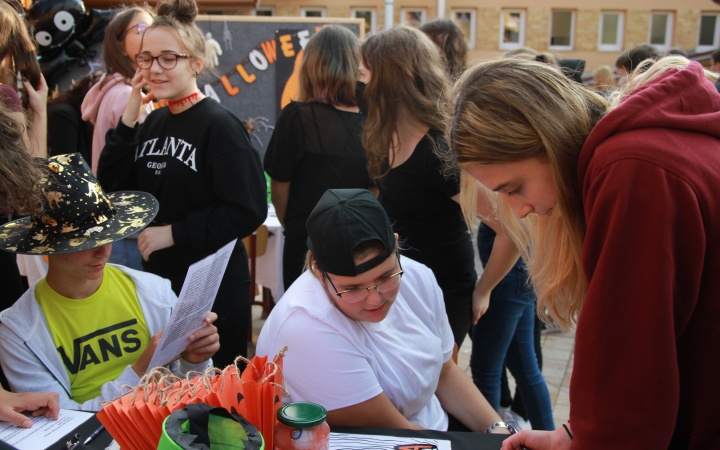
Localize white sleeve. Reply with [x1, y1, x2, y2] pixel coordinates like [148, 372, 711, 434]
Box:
[269, 314, 383, 412]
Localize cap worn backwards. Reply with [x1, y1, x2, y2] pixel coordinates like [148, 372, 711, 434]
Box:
[306, 189, 395, 277]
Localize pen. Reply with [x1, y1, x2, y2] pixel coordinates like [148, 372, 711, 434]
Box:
[83, 425, 106, 445]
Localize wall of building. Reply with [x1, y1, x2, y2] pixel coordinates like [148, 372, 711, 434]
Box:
[253, 0, 720, 72]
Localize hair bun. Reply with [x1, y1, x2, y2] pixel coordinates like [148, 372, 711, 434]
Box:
[156, 0, 197, 24]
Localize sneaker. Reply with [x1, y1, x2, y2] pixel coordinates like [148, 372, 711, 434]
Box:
[504, 409, 532, 431]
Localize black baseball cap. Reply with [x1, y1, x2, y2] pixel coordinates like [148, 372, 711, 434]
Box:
[306, 189, 395, 277]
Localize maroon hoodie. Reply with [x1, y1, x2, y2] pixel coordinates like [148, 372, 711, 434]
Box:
[572, 62, 720, 448]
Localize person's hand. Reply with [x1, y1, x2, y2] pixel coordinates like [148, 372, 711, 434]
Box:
[121, 69, 156, 127]
[501, 428, 573, 450]
[23, 74, 49, 158]
[138, 225, 174, 261]
[131, 330, 166, 376]
[472, 278, 491, 325]
[23, 74, 48, 119]
[0, 389, 59, 428]
[181, 313, 219, 365]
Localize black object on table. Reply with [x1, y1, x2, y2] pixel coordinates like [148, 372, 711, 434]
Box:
[47, 415, 113, 450]
[331, 426, 508, 450]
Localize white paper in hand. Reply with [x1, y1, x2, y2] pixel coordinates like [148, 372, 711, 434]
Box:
[147, 239, 237, 370]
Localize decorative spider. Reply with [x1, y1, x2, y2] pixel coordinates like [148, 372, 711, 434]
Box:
[242, 116, 275, 147]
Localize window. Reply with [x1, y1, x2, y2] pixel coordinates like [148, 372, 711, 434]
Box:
[451, 10, 476, 50]
[499, 9, 525, 50]
[598, 12, 623, 52]
[698, 13, 720, 52]
[352, 8, 376, 35]
[550, 10, 575, 50]
[301, 8, 326, 18]
[400, 9, 426, 28]
[649, 12, 673, 51]
[253, 7, 274, 16]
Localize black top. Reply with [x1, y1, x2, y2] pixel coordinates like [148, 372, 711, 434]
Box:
[378, 131, 476, 291]
[264, 101, 371, 238]
[47, 102, 91, 163]
[97, 98, 267, 309]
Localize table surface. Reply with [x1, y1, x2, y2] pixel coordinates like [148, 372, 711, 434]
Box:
[332, 426, 507, 450]
[52, 415, 507, 450]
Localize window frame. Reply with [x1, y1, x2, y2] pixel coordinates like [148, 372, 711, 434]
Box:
[300, 7, 326, 18]
[648, 12, 674, 51]
[451, 9, 476, 50]
[499, 9, 526, 50]
[597, 11, 624, 52]
[351, 8, 377, 35]
[697, 13, 720, 52]
[252, 7, 275, 16]
[549, 9, 576, 51]
[400, 8, 427, 28]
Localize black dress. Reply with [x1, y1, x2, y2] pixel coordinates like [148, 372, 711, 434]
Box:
[378, 131, 476, 347]
[264, 101, 371, 289]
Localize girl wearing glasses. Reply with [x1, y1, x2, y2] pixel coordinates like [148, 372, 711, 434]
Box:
[257, 189, 506, 433]
[82, 6, 155, 271]
[82, 6, 154, 175]
[97, 0, 267, 368]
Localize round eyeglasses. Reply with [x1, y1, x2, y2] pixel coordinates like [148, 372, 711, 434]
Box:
[135, 53, 190, 70]
[323, 259, 404, 303]
[119, 23, 149, 40]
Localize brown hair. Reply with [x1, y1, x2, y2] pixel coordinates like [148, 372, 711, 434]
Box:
[298, 25, 359, 107]
[504, 47, 558, 66]
[144, 0, 205, 72]
[444, 56, 708, 330]
[418, 19, 468, 79]
[360, 26, 448, 179]
[0, 102, 44, 215]
[101, 6, 155, 88]
[0, 1, 42, 109]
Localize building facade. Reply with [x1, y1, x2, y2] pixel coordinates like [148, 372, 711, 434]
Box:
[245, 0, 720, 71]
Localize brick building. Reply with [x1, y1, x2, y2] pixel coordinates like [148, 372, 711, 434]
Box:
[231, 0, 720, 72]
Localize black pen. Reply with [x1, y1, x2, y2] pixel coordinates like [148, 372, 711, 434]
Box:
[83, 425, 106, 445]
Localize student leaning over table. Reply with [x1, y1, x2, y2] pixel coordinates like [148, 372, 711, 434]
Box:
[257, 189, 510, 434]
[0, 154, 219, 412]
[443, 56, 720, 449]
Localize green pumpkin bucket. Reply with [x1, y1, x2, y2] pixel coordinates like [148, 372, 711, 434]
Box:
[158, 403, 264, 450]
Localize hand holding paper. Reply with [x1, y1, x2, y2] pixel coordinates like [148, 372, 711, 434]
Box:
[181, 312, 220, 364]
[146, 239, 236, 371]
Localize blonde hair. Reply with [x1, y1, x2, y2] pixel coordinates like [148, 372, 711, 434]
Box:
[445, 56, 714, 330]
[592, 65, 614, 91]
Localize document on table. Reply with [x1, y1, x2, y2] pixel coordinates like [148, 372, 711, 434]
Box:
[0, 409, 93, 450]
[147, 239, 237, 370]
[330, 432, 451, 450]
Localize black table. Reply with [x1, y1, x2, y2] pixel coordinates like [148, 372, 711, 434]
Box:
[47, 414, 112, 450]
[332, 426, 507, 450]
[48, 416, 508, 450]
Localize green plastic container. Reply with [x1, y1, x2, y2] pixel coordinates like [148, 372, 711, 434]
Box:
[158, 403, 264, 450]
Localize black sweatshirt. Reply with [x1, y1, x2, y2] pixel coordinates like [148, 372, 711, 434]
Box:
[97, 98, 267, 311]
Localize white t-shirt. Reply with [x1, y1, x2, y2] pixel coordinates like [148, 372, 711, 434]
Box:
[256, 256, 454, 431]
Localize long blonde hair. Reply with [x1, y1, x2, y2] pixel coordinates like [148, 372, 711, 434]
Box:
[444, 56, 706, 329]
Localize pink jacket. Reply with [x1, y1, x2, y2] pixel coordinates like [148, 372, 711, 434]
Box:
[81, 72, 153, 174]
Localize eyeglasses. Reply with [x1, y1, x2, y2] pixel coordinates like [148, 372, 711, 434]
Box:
[135, 53, 190, 70]
[324, 258, 404, 303]
[118, 23, 149, 40]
